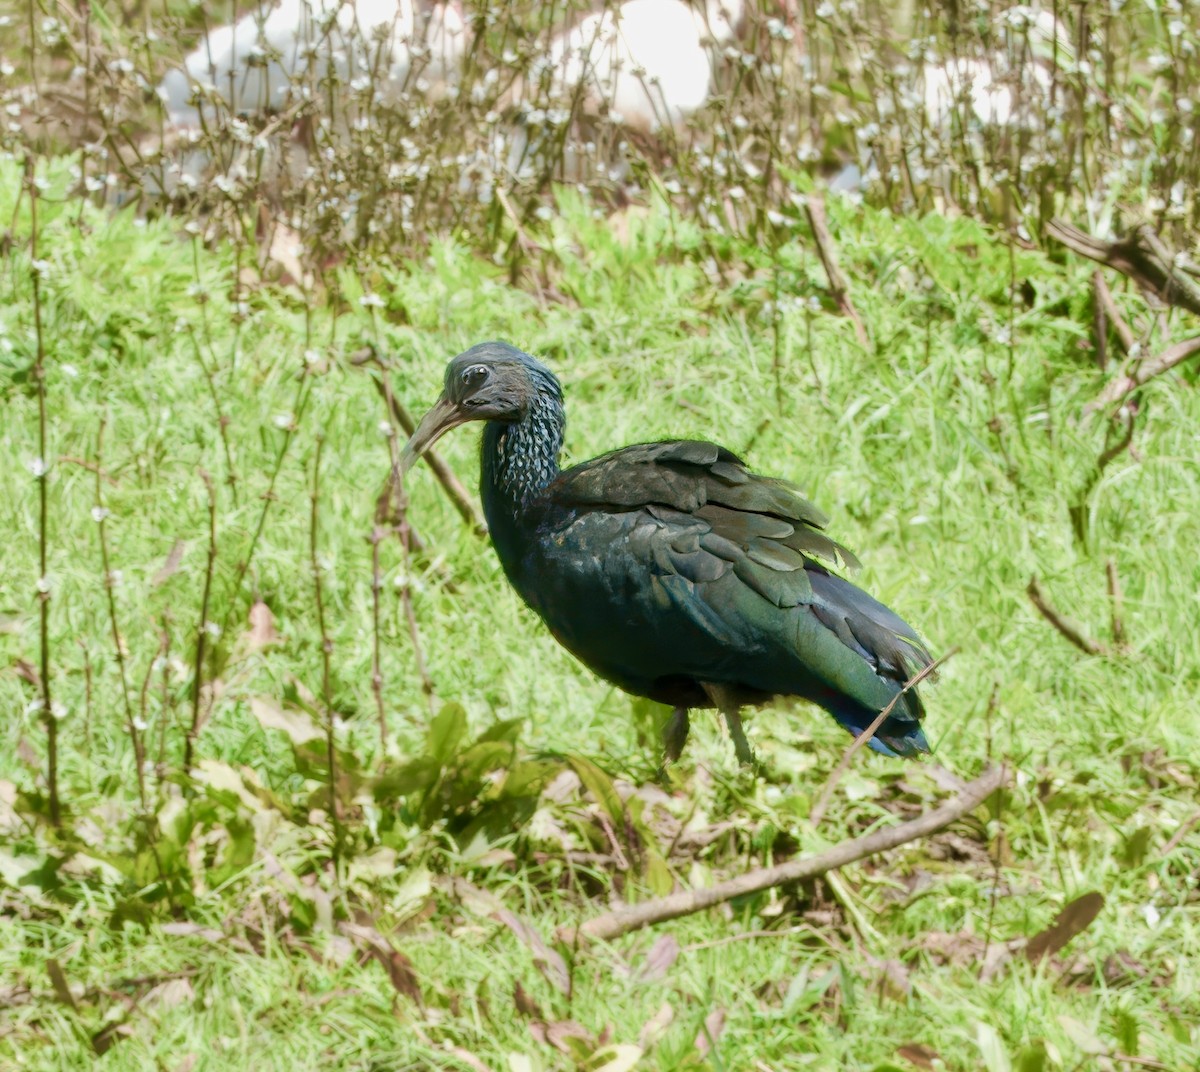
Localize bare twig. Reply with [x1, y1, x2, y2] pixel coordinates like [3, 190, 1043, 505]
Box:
[1092, 270, 1136, 363]
[368, 524, 389, 751]
[1092, 334, 1200, 410]
[94, 416, 145, 810]
[1105, 559, 1126, 650]
[809, 648, 958, 828]
[1161, 808, 1200, 858]
[1046, 219, 1200, 317]
[353, 348, 485, 535]
[1026, 577, 1109, 656]
[310, 437, 341, 864]
[803, 194, 869, 349]
[185, 472, 218, 775]
[25, 155, 58, 826]
[564, 766, 1006, 943]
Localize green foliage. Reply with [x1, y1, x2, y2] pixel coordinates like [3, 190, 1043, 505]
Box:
[0, 154, 1197, 1069]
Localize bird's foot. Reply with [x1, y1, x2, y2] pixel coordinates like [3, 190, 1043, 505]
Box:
[723, 708, 761, 772]
[656, 707, 690, 784]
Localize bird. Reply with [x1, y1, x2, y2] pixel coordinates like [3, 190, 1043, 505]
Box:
[397, 342, 934, 767]
[499, 0, 744, 186]
[158, 0, 467, 131]
[148, 0, 467, 199]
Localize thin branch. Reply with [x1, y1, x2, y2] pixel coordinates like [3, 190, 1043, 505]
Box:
[94, 416, 145, 811]
[809, 647, 958, 828]
[1105, 559, 1126, 651]
[184, 472, 218, 775]
[564, 766, 1007, 943]
[1092, 269, 1135, 361]
[1026, 577, 1109, 656]
[1092, 334, 1200, 410]
[1046, 219, 1200, 317]
[26, 155, 58, 826]
[803, 193, 869, 349]
[353, 349, 485, 535]
[310, 436, 341, 865]
[1161, 808, 1200, 858]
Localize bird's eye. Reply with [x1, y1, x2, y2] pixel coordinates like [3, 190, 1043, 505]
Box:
[461, 364, 489, 388]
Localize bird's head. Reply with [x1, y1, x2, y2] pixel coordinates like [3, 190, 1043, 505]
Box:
[398, 342, 561, 476]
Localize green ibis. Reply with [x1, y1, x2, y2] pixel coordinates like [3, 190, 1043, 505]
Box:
[398, 341, 932, 765]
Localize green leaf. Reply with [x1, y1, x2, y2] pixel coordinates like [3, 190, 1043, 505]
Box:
[427, 703, 468, 765]
[975, 1023, 1012, 1072]
[566, 755, 624, 826]
[589, 1044, 643, 1072]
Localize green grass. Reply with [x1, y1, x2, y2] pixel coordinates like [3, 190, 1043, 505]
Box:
[1, 161, 1198, 1071]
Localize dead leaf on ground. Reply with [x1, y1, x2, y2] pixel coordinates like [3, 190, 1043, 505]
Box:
[636, 934, 679, 983]
[493, 908, 570, 995]
[143, 977, 195, 1011]
[695, 1008, 726, 1058]
[12, 659, 40, 688]
[867, 955, 912, 1001]
[637, 1002, 674, 1050]
[513, 981, 542, 1020]
[92, 1021, 134, 1055]
[338, 921, 423, 1006]
[528, 1019, 593, 1055]
[896, 1042, 943, 1070]
[152, 539, 186, 586]
[46, 958, 78, 1010]
[1026, 891, 1105, 964]
[249, 696, 323, 746]
[244, 600, 280, 651]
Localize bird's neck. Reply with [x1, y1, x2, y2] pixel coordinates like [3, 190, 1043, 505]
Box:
[480, 390, 565, 534]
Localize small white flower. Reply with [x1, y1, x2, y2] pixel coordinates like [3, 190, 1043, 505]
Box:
[132, 716, 148, 732]
[61, 363, 78, 378]
[203, 621, 222, 638]
[27, 457, 47, 478]
[50, 701, 67, 721]
[91, 506, 110, 523]
[273, 413, 295, 429]
[30, 259, 50, 278]
[378, 420, 395, 438]
[36, 575, 51, 594]
[107, 569, 123, 588]
[359, 293, 384, 308]
[304, 349, 321, 365]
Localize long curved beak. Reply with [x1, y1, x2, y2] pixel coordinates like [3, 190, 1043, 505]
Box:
[397, 393, 467, 478]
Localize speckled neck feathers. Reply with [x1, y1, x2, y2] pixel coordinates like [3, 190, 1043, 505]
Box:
[480, 382, 566, 512]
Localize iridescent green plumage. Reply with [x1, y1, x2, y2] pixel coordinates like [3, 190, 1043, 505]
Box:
[401, 341, 933, 763]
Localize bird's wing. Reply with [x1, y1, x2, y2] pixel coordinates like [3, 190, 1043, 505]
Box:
[549, 439, 931, 688]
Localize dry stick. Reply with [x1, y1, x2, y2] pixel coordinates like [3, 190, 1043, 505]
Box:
[185, 472, 218, 776]
[1046, 219, 1200, 318]
[25, 155, 58, 826]
[565, 765, 1007, 943]
[803, 193, 869, 349]
[1092, 269, 1136, 357]
[1105, 559, 1126, 650]
[1025, 577, 1109, 657]
[1161, 808, 1200, 858]
[1092, 334, 1200, 410]
[809, 647, 958, 829]
[310, 437, 341, 865]
[368, 525, 389, 750]
[352, 350, 485, 535]
[93, 417, 146, 810]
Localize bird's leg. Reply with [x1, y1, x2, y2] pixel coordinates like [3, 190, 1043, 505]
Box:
[702, 683, 757, 768]
[662, 706, 690, 764]
[724, 708, 756, 768]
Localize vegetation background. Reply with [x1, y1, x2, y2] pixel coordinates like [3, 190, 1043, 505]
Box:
[0, 0, 1198, 1068]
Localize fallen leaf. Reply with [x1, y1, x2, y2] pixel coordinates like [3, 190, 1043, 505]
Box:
[868, 955, 912, 1001]
[46, 959, 77, 1011]
[1025, 892, 1105, 964]
[13, 659, 40, 688]
[896, 1042, 942, 1070]
[92, 1021, 134, 1055]
[244, 601, 279, 651]
[1057, 1015, 1105, 1055]
[637, 1002, 674, 1050]
[152, 539, 186, 586]
[173, 1056, 198, 1072]
[590, 1043, 643, 1072]
[513, 981, 542, 1020]
[636, 934, 679, 983]
[143, 977, 195, 1011]
[529, 1019, 592, 1055]
[695, 1008, 726, 1058]
[494, 908, 570, 995]
[249, 697, 323, 746]
[160, 922, 226, 943]
[338, 921, 422, 1005]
